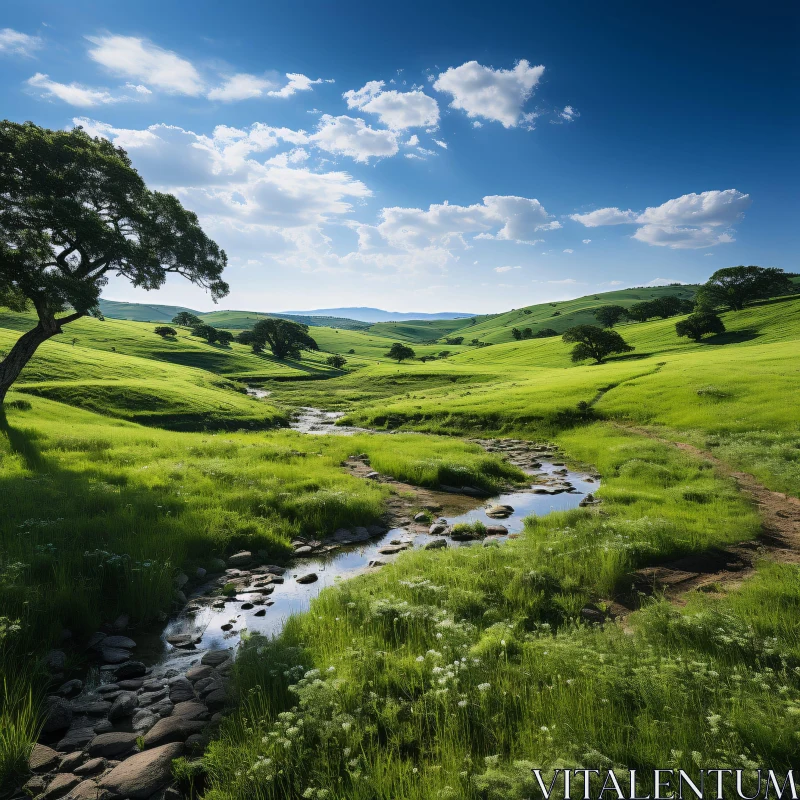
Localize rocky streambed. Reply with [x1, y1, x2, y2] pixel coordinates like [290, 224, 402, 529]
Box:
[25, 431, 599, 800]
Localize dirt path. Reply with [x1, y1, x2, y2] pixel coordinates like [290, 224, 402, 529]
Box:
[609, 425, 800, 615]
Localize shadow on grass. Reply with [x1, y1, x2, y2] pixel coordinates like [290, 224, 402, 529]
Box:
[701, 329, 761, 345]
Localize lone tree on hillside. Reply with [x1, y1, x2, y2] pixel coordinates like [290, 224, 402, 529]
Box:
[695, 266, 793, 312]
[154, 326, 177, 338]
[511, 327, 522, 340]
[172, 312, 202, 327]
[326, 354, 347, 369]
[216, 330, 234, 346]
[535, 328, 559, 338]
[250, 318, 318, 359]
[562, 325, 634, 364]
[0, 121, 227, 403]
[236, 329, 264, 354]
[387, 342, 415, 362]
[593, 305, 627, 328]
[675, 312, 726, 342]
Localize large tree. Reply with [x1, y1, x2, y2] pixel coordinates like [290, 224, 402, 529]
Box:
[0, 121, 228, 402]
[172, 312, 202, 327]
[250, 318, 318, 359]
[593, 304, 627, 328]
[562, 325, 634, 364]
[675, 312, 726, 342]
[695, 266, 793, 312]
[387, 342, 415, 362]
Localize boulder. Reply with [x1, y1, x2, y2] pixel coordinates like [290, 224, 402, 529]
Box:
[56, 679, 83, 698]
[111, 614, 129, 631]
[424, 539, 447, 550]
[429, 523, 448, 535]
[59, 752, 84, 772]
[41, 772, 80, 798]
[226, 551, 252, 568]
[138, 688, 168, 706]
[204, 688, 228, 711]
[66, 779, 102, 800]
[296, 573, 318, 584]
[166, 634, 196, 649]
[93, 720, 113, 734]
[143, 716, 206, 747]
[377, 545, 407, 555]
[24, 776, 46, 795]
[56, 726, 95, 753]
[95, 683, 119, 695]
[43, 696, 73, 733]
[200, 649, 231, 667]
[172, 700, 208, 719]
[71, 700, 111, 716]
[485, 525, 509, 536]
[101, 636, 136, 650]
[112, 661, 146, 680]
[254, 608, 266, 617]
[485, 504, 513, 519]
[74, 758, 104, 776]
[168, 677, 195, 703]
[99, 743, 184, 800]
[108, 692, 138, 721]
[195, 567, 207, 579]
[185, 664, 213, 682]
[87, 732, 139, 758]
[174, 573, 189, 589]
[208, 558, 227, 572]
[29, 743, 60, 771]
[132, 710, 158, 733]
[149, 699, 174, 718]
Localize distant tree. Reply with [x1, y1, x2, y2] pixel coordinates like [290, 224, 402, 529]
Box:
[154, 326, 177, 338]
[445, 336, 464, 345]
[562, 325, 634, 364]
[695, 266, 793, 311]
[326, 354, 347, 368]
[593, 305, 627, 328]
[552, 311, 561, 316]
[251, 318, 319, 359]
[534, 328, 559, 338]
[675, 312, 726, 342]
[678, 298, 696, 313]
[511, 327, 523, 340]
[523, 309, 532, 314]
[625, 301, 655, 322]
[438, 350, 451, 358]
[192, 324, 218, 344]
[0, 121, 227, 403]
[470, 338, 480, 346]
[649, 295, 684, 318]
[172, 312, 202, 327]
[71, 338, 78, 346]
[236, 330, 264, 354]
[387, 342, 415, 362]
[522, 328, 533, 339]
[348, 348, 355, 354]
[216, 330, 234, 346]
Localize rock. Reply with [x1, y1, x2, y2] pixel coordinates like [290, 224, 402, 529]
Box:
[117, 679, 145, 691]
[184, 733, 206, 753]
[173, 589, 187, 604]
[102, 636, 136, 650]
[46, 650, 67, 673]
[365, 471, 380, 480]
[194, 677, 219, 697]
[131, 710, 158, 733]
[138, 688, 168, 706]
[87, 732, 139, 758]
[41, 772, 80, 798]
[172, 700, 208, 719]
[93, 720, 113, 734]
[143, 716, 206, 747]
[149, 699, 174, 718]
[208, 558, 227, 572]
[43, 696, 73, 733]
[108, 692, 137, 721]
[142, 678, 166, 692]
[86, 632, 106, 649]
[59, 752, 84, 772]
[254, 608, 266, 617]
[204, 688, 228, 711]
[368, 559, 386, 567]
[185, 665, 213, 682]
[424, 539, 447, 550]
[485, 525, 509, 536]
[226, 551, 252, 567]
[56, 726, 95, 752]
[195, 567, 207, 580]
[166, 634, 196, 649]
[24, 776, 46, 795]
[71, 700, 111, 716]
[377, 545, 407, 555]
[99, 742, 184, 800]
[174, 573, 189, 589]
[580, 607, 606, 624]
[239, 602, 253, 610]
[413, 512, 428, 522]
[29, 743, 60, 771]
[169, 677, 195, 703]
[485, 504, 514, 519]
[111, 614, 129, 632]
[100, 643, 131, 664]
[57, 679, 83, 698]
[67, 779, 102, 800]
[95, 683, 119, 695]
[429, 523, 448, 535]
[74, 758, 104, 776]
[296, 573, 318, 584]
[200, 649, 231, 667]
[112, 661, 146, 680]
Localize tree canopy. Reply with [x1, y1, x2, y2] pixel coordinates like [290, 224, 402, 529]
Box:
[0, 121, 228, 401]
[593, 305, 627, 328]
[154, 326, 176, 337]
[387, 342, 415, 362]
[695, 266, 793, 312]
[326, 354, 347, 369]
[562, 325, 634, 364]
[675, 312, 726, 342]
[173, 312, 202, 327]
[250, 318, 318, 359]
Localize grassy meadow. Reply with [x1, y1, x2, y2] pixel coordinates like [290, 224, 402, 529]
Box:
[0, 282, 798, 794]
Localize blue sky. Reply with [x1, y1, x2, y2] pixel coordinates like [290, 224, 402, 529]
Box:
[2, 0, 797, 313]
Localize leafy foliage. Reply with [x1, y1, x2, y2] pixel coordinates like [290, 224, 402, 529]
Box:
[153, 326, 176, 338]
[387, 342, 416, 362]
[250, 318, 319, 360]
[172, 312, 202, 327]
[676, 312, 726, 341]
[326, 354, 347, 369]
[562, 325, 634, 364]
[592, 304, 627, 327]
[695, 266, 793, 312]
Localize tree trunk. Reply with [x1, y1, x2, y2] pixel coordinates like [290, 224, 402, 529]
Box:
[0, 313, 81, 404]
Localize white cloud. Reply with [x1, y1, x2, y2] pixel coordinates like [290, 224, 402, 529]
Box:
[208, 73, 275, 101]
[267, 72, 333, 98]
[405, 134, 420, 146]
[432, 59, 544, 127]
[125, 83, 152, 95]
[0, 28, 42, 57]
[28, 73, 120, 106]
[311, 115, 399, 162]
[582, 238, 591, 244]
[433, 139, 448, 149]
[570, 207, 638, 227]
[472, 120, 483, 128]
[704, 252, 714, 256]
[570, 189, 750, 249]
[87, 34, 205, 96]
[344, 80, 439, 129]
[551, 105, 579, 123]
[563, 248, 574, 253]
[494, 265, 521, 273]
[548, 278, 579, 284]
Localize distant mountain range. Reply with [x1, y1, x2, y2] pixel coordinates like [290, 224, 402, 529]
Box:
[279, 307, 476, 322]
